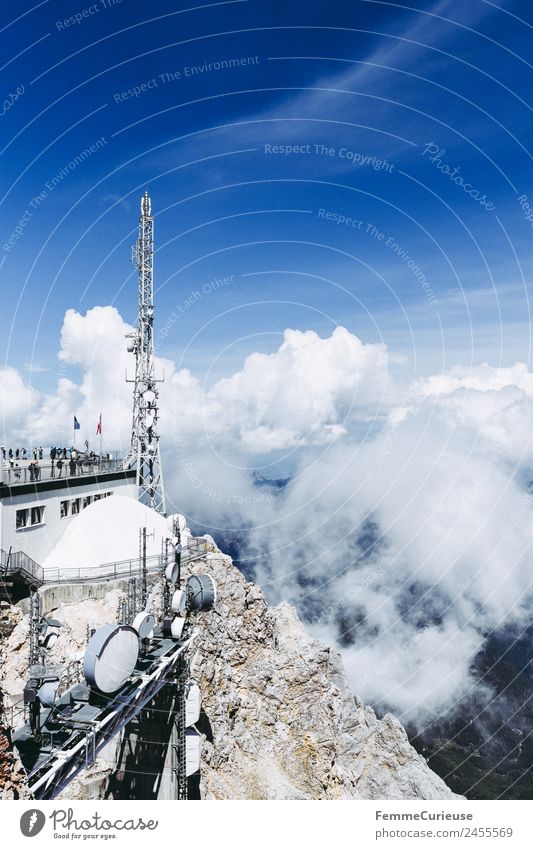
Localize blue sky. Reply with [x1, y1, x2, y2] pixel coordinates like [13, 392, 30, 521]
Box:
[4, 2, 533, 730]
[1, 0, 533, 392]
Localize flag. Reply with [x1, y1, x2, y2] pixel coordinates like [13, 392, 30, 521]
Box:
[96, 413, 102, 436]
[74, 416, 80, 430]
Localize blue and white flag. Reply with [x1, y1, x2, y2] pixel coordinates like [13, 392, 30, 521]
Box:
[73, 416, 80, 430]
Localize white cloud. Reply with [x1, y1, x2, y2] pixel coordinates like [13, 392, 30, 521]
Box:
[3, 307, 533, 729]
[0, 367, 39, 441]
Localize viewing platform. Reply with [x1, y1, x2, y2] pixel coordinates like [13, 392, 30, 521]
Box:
[0, 457, 136, 502]
[1, 457, 125, 487]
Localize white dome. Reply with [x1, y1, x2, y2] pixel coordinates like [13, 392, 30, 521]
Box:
[43, 495, 170, 571]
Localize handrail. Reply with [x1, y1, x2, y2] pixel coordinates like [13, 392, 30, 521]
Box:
[43, 538, 208, 585]
[1, 457, 126, 487]
[0, 548, 44, 585]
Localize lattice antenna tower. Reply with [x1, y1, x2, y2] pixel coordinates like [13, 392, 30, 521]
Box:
[126, 191, 166, 514]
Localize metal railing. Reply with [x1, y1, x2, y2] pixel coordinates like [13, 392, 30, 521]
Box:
[0, 548, 44, 585]
[43, 537, 208, 585]
[1, 457, 126, 487]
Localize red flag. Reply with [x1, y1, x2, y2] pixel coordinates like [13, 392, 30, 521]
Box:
[96, 413, 102, 435]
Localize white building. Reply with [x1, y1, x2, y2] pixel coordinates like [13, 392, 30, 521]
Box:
[0, 456, 137, 569]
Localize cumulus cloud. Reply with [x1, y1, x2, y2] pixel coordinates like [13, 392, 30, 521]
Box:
[167, 326, 390, 457]
[3, 305, 533, 729]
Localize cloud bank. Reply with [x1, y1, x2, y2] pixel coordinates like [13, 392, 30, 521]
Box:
[2, 305, 533, 728]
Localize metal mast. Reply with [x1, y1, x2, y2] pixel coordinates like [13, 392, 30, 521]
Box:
[127, 191, 166, 514]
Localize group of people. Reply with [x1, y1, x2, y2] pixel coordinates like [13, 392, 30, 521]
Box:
[50, 446, 97, 478]
[2, 442, 107, 481]
[2, 446, 44, 461]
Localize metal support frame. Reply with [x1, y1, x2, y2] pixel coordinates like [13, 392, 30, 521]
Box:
[171, 652, 189, 800]
[28, 590, 41, 666]
[127, 577, 137, 623]
[139, 527, 147, 610]
[25, 636, 195, 799]
[126, 191, 165, 514]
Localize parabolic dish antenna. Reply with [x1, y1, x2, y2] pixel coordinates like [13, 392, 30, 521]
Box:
[38, 680, 59, 708]
[171, 589, 187, 615]
[185, 728, 201, 776]
[132, 611, 156, 639]
[186, 574, 217, 612]
[167, 513, 187, 534]
[171, 617, 186, 640]
[165, 562, 180, 584]
[185, 682, 201, 727]
[83, 624, 139, 694]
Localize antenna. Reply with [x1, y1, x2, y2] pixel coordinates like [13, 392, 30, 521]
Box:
[139, 526, 148, 609]
[29, 590, 42, 667]
[127, 190, 166, 514]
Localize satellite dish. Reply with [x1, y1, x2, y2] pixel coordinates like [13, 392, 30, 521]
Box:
[185, 682, 201, 727]
[143, 389, 156, 404]
[186, 574, 217, 612]
[83, 624, 139, 694]
[166, 513, 187, 534]
[170, 617, 186, 641]
[40, 631, 60, 651]
[38, 620, 62, 651]
[185, 728, 201, 776]
[165, 562, 180, 584]
[132, 611, 156, 639]
[171, 589, 187, 615]
[38, 679, 59, 708]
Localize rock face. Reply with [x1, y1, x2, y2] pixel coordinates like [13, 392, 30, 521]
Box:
[0, 538, 459, 800]
[189, 542, 459, 800]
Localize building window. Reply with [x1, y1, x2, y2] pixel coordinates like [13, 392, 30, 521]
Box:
[71, 498, 80, 515]
[83, 496, 92, 509]
[16, 509, 28, 529]
[16, 506, 45, 529]
[93, 494, 101, 501]
[60, 500, 69, 519]
[31, 505, 44, 525]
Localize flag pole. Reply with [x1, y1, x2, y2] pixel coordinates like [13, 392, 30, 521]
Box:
[73, 416, 76, 450]
[99, 411, 103, 466]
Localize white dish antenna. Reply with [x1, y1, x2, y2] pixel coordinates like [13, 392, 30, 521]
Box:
[185, 682, 201, 727]
[165, 562, 180, 584]
[170, 617, 186, 641]
[132, 611, 156, 640]
[171, 589, 187, 615]
[185, 728, 201, 776]
[83, 624, 139, 694]
[167, 513, 187, 534]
